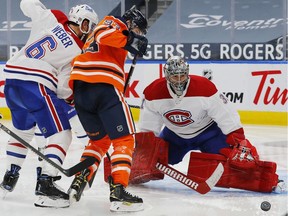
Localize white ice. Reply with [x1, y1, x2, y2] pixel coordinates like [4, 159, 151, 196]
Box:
[0, 120, 287, 216]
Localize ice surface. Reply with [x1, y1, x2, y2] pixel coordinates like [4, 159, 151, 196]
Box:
[0, 120, 287, 216]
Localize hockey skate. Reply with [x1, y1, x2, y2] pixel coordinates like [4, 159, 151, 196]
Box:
[272, 180, 286, 193]
[68, 169, 91, 202]
[0, 164, 21, 197]
[109, 176, 144, 212]
[34, 173, 69, 208]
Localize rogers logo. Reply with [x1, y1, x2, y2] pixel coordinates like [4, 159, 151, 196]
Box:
[164, 109, 194, 126]
[181, 14, 284, 30]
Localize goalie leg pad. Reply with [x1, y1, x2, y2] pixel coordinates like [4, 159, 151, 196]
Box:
[104, 132, 169, 184]
[187, 152, 279, 193]
[130, 132, 168, 184]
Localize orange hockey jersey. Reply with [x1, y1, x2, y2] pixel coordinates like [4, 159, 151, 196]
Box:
[69, 16, 129, 93]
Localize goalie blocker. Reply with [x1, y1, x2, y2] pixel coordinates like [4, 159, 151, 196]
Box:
[104, 132, 279, 193]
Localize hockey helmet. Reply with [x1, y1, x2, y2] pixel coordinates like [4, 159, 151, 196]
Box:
[123, 5, 148, 35]
[68, 4, 98, 34]
[164, 56, 189, 97]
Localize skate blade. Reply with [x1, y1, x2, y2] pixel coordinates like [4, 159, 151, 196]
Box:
[0, 186, 9, 199]
[68, 188, 82, 204]
[273, 181, 286, 194]
[69, 188, 77, 204]
[110, 201, 144, 212]
[34, 195, 70, 208]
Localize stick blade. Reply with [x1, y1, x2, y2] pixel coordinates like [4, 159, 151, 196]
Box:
[63, 157, 96, 177]
[197, 163, 224, 195]
[0, 122, 97, 177]
[205, 163, 224, 190]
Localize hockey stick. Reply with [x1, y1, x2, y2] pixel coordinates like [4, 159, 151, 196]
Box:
[156, 162, 224, 194]
[0, 122, 96, 177]
[124, 55, 138, 93]
[129, 104, 140, 109]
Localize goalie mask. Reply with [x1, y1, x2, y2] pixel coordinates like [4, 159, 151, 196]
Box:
[164, 56, 189, 97]
[68, 4, 98, 34]
[123, 5, 148, 35]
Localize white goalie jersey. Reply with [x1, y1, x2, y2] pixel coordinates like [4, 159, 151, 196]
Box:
[3, 0, 84, 99]
[138, 75, 243, 139]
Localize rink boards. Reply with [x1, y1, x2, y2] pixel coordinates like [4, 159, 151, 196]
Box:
[0, 61, 287, 125]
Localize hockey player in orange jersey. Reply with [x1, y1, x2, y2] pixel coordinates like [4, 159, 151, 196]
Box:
[68, 6, 148, 212]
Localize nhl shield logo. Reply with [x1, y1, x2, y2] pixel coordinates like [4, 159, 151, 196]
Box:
[117, 125, 123, 132]
[203, 69, 212, 80]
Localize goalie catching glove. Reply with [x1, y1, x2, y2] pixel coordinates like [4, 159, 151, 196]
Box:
[124, 31, 148, 57]
[220, 128, 259, 169]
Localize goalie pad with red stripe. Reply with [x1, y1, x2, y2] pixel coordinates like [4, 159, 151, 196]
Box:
[104, 132, 169, 184]
[187, 152, 279, 192]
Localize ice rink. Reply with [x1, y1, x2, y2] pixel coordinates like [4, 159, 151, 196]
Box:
[0, 120, 287, 216]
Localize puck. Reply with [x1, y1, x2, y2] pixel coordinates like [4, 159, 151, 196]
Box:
[261, 201, 271, 211]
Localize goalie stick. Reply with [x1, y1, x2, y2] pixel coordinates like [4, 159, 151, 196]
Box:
[156, 162, 224, 194]
[0, 122, 96, 177]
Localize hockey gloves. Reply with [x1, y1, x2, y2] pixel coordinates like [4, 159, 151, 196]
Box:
[221, 128, 259, 169]
[124, 31, 148, 57]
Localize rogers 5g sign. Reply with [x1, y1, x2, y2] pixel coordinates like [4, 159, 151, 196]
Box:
[139, 43, 285, 61]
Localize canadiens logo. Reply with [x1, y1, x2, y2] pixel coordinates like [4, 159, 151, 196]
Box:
[164, 109, 194, 126]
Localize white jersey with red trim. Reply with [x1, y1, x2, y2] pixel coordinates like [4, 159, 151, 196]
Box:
[138, 75, 243, 139]
[3, 0, 83, 99]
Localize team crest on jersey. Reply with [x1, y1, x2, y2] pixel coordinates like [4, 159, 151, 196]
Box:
[164, 109, 194, 126]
